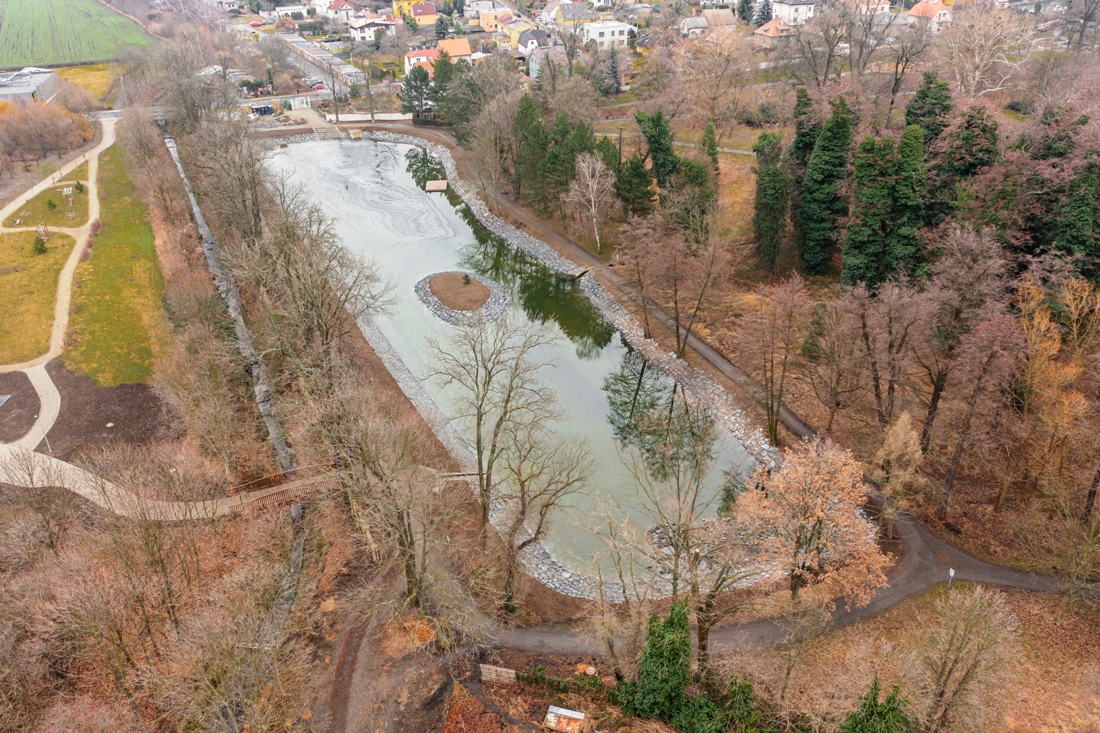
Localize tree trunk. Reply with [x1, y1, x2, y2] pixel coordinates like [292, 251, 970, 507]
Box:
[921, 368, 948, 455]
[1084, 466, 1100, 524]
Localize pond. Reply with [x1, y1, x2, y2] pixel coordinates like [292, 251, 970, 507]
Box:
[269, 139, 754, 569]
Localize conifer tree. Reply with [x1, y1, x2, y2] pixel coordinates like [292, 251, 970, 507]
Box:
[926, 106, 999, 223]
[701, 121, 719, 169]
[737, 0, 753, 22]
[888, 124, 927, 276]
[617, 155, 655, 217]
[636, 110, 680, 189]
[788, 88, 821, 172]
[434, 14, 449, 39]
[619, 604, 691, 722]
[512, 94, 546, 199]
[601, 46, 622, 96]
[905, 72, 953, 147]
[397, 64, 432, 118]
[753, 132, 792, 269]
[1057, 163, 1100, 278]
[838, 678, 918, 733]
[799, 98, 852, 274]
[842, 135, 896, 287]
[754, 0, 773, 27]
[595, 135, 621, 173]
[428, 50, 454, 106]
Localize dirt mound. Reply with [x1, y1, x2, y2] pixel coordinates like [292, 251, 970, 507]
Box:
[380, 617, 437, 659]
[429, 273, 490, 311]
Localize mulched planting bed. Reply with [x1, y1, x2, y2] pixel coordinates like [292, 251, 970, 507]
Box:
[0, 370, 39, 443]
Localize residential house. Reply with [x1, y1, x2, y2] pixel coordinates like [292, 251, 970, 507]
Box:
[477, 8, 515, 31]
[411, 1, 439, 25]
[539, 0, 564, 25]
[579, 20, 632, 48]
[405, 47, 440, 74]
[516, 28, 550, 55]
[556, 2, 596, 29]
[269, 4, 311, 18]
[906, 0, 951, 33]
[503, 18, 535, 47]
[772, 0, 815, 25]
[393, 0, 419, 17]
[349, 14, 397, 40]
[437, 37, 474, 61]
[0, 67, 60, 102]
[851, 0, 891, 14]
[528, 44, 568, 80]
[494, 31, 513, 49]
[214, 0, 246, 12]
[679, 15, 708, 36]
[464, 0, 498, 17]
[752, 16, 792, 46]
[703, 8, 737, 26]
[324, 0, 356, 22]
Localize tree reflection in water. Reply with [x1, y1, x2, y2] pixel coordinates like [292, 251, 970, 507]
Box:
[603, 347, 747, 505]
[404, 148, 446, 189]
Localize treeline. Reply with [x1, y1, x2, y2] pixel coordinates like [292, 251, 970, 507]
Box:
[756, 75, 1100, 282]
[0, 101, 94, 177]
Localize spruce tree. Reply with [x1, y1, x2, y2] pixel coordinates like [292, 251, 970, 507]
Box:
[926, 106, 999, 223]
[434, 14, 449, 39]
[799, 98, 852, 274]
[754, 0, 773, 27]
[596, 135, 621, 173]
[788, 88, 821, 173]
[617, 155, 655, 217]
[905, 72, 953, 147]
[1057, 163, 1100, 278]
[397, 64, 432, 118]
[635, 110, 680, 189]
[429, 49, 454, 107]
[838, 678, 918, 733]
[753, 132, 792, 269]
[512, 93, 546, 199]
[842, 136, 897, 287]
[737, 0, 753, 22]
[701, 121, 719, 169]
[601, 46, 621, 96]
[887, 124, 926, 277]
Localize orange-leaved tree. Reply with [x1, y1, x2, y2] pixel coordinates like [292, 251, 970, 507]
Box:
[739, 439, 889, 607]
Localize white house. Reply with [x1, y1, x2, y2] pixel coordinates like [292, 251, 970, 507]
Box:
[350, 15, 398, 40]
[465, 0, 499, 19]
[214, 0, 246, 11]
[579, 19, 632, 48]
[269, 4, 311, 19]
[853, 0, 891, 15]
[772, 0, 815, 25]
[323, 0, 356, 22]
[906, 0, 952, 33]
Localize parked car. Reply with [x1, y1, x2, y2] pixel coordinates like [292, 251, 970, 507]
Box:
[251, 21, 261, 27]
[311, 82, 325, 90]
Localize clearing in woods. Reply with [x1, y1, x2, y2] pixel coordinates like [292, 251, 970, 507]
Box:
[0, 0, 155, 68]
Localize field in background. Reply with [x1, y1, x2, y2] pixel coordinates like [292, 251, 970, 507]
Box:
[0, 0, 154, 68]
[54, 63, 117, 100]
[0, 231, 74, 364]
[66, 145, 165, 385]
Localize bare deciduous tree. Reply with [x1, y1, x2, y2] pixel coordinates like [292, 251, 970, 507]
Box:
[676, 34, 754, 138]
[872, 412, 925, 539]
[937, 3, 1036, 98]
[802, 301, 866, 433]
[915, 586, 1018, 733]
[567, 151, 616, 253]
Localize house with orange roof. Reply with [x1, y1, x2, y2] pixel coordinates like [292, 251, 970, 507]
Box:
[752, 16, 792, 47]
[324, 0, 355, 22]
[907, 0, 952, 33]
[405, 47, 440, 74]
[437, 37, 474, 61]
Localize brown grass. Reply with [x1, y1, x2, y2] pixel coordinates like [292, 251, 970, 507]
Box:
[429, 272, 490, 311]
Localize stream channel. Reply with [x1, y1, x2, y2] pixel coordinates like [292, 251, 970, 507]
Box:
[270, 138, 755, 571]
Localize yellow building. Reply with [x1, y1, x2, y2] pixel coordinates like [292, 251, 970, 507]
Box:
[503, 18, 534, 47]
[478, 8, 514, 32]
[393, 0, 418, 17]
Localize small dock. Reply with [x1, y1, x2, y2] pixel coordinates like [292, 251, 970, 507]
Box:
[425, 180, 447, 192]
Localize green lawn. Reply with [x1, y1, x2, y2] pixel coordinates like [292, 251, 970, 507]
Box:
[4, 184, 89, 229]
[65, 144, 165, 385]
[0, 231, 74, 364]
[0, 0, 155, 68]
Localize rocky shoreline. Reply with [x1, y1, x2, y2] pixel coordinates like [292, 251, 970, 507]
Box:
[414, 271, 509, 327]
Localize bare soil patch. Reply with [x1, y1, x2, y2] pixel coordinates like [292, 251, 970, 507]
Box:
[35, 358, 169, 461]
[429, 273, 491, 311]
[0, 371, 39, 443]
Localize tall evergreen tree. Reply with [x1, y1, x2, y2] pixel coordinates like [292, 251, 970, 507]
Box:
[737, 0, 753, 22]
[905, 72, 953, 147]
[601, 46, 622, 96]
[429, 49, 454, 106]
[1057, 162, 1100, 279]
[434, 14, 449, 39]
[926, 106, 1000, 223]
[635, 110, 680, 190]
[754, 0, 773, 27]
[617, 155, 655, 217]
[842, 135, 896, 287]
[788, 88, 821, 172]
[753, 132, 792, 269]
[512, 93, 546, 199]
[888, 124, 927, 277]
[595, 135, 621, 173]
[838, 678, 918, 733]
[701, 121, 719, 169]
[397, 64, 432, 118]
[799, 98, 852, 274]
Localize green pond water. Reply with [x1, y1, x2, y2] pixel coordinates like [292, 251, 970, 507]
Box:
[270, 139, 754, 568]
